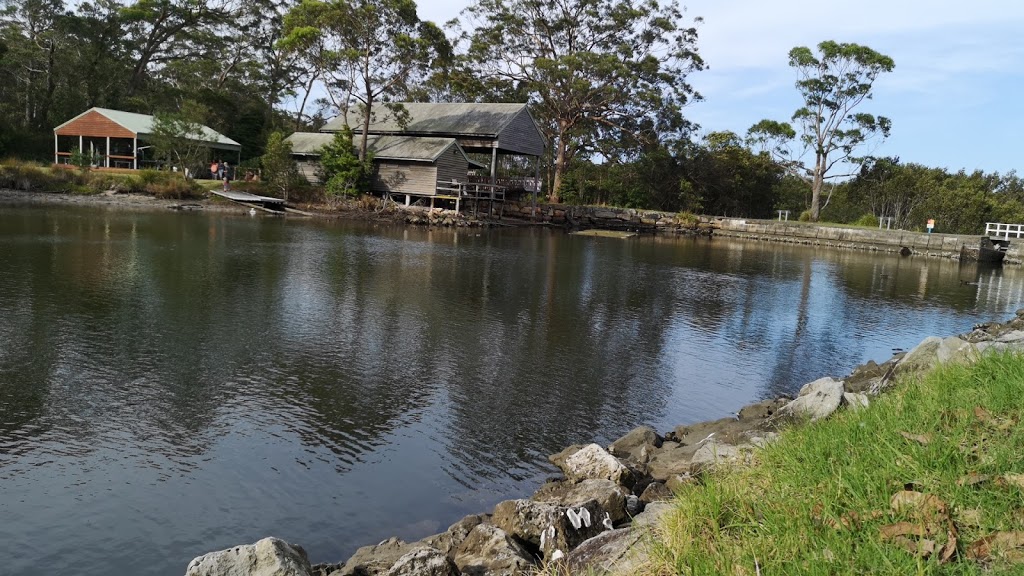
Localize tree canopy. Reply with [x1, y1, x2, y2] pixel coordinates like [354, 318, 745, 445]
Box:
[279, 0, 450, 160]
[748, 41, 894, 221]
[459, 0, 704, 201]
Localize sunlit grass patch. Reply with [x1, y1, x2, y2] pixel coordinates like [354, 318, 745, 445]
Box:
[648, 352, 1024, 575]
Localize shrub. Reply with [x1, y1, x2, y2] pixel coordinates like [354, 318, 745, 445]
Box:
[137, 170, 164, 185]
[798, 210, 812, 222]
[853, 213, 878, 227]
[676, 211, 699, 226]
[84, 173, 145, 195]
[0, 160, 85, 192]
[144, 174, 204, 199]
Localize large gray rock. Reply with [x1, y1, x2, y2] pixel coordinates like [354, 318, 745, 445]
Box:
[384, 548, 457, 576]
[491, 498, 605, 558]
[644, 442, 697, 482]
[421, 515, 487, 557]
[936, 336, 970, 363]
[996, 330, 1024, 343]
[630, 501, 674, 528]
[531, 479, 629, 524]
[337, 538, 424, 576]
[689, 441, 748, 473]
[559, 444, 634, 488]
[607, 426, 662, 465]
[185, 537, 312, 576]
[564, 528, 644, 576]
[638, 481, 672, 504]
[843, 360, 887, 393]
[453, 524, 535, 576]
[669, 418, 750, 446]
[842, 392, 870, 411]
[736, 398, 790, 422]
[664, 473, 698, 493]
[895, 336, 942, 375]
[547, 444, 585, 470]
[778, 377, 844, 422]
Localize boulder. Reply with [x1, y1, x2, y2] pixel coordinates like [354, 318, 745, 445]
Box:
[384, 549, 458, 576]
[630, 502, 674, 528]
[645, 442, 698, 482]
[778, 377, 844, 422]
[689, 441, 748, 473]
[421, 515, 488, 557]
[624, 495, 643, 518]
[668, 418, 750, 446]
[996, 330, 1024, 344]
[531, 479, 629, 524]
[936, 336, 970, 363]
[453, 524, 535, 576]
[895, 336, 942, 375]
[844, 360, 887, 393]
[736, 398, 790, 423]
[564, 528, 644, 576]
[559, 444, 634, 488]
[491, 498, 606, 558]
[664, 473, 698, 493]
[185, 537, 312, 576]
[842, 392, 870, 411]
[337, 538, 424, 576]
[607, 426, 662, 464]
[547, 444, 585, 470]
[638, 482, 672, 504]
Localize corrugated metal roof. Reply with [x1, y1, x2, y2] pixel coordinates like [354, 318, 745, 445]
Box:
[285, 132, 335, 155]
[321, 103, 530, 136]
[286, 132, 468, 163]
[54, 107, 240, 149]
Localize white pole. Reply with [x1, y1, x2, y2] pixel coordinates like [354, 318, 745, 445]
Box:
[53, 133, 58, 164]
[105, 136, 110, 168]
[490, 146, 497, 184]
[133, 137, 138, 169]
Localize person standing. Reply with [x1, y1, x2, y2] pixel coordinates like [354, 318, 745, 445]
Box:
[210, 160, 219, 180]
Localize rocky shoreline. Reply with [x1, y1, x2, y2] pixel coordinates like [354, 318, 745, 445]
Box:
[181, 312, 1024, 576]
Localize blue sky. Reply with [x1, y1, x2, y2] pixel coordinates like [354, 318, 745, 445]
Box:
[417, 0, 1024, 175]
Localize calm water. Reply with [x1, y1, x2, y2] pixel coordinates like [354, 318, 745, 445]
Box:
[2, 203, 1023, 575]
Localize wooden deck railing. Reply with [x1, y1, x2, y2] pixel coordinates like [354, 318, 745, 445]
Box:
[467, 176, 540, 192]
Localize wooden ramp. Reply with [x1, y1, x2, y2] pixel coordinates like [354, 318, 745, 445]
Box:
[211, 189, 289, 213]
[212, 190, 285, 205]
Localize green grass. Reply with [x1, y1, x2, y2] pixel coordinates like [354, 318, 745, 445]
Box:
[648, 352, 1024, 575]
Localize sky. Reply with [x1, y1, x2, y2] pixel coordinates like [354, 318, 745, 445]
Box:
[415, 0, 1024, 175]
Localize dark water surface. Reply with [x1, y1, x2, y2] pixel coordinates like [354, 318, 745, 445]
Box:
[2, 204, 1023, 575]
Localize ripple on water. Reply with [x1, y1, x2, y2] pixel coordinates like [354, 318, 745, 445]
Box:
[2, 209, 1023, 575]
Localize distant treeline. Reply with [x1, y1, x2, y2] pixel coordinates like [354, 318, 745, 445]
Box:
[1, 0, 1018, 233]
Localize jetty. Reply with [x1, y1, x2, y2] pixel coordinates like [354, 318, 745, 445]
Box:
[211, 190, 287, 213]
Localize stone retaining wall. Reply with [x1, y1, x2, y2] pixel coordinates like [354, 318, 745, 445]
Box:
[712, 218, 1023, 264]
[500, 202, 1021, 264]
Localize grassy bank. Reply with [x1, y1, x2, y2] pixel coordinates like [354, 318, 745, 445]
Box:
[647, 352, 1024, 575]
[0, 159, 204, 199]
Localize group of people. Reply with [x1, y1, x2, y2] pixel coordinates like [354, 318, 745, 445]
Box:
[210, 160, 232, 181]
[210, 160, 232, 191]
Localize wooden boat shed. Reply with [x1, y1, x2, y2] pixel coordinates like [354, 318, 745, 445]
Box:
[290, 102, 546, 208]
[53, 107, 240, 169]
[287, 132, 485, 196]
[321, 102, 545, 183]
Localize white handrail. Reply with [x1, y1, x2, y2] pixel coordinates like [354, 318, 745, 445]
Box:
[986, 222, 1024, 238]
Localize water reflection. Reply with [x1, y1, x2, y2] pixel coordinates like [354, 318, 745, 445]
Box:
[1, 204, 1022, 575]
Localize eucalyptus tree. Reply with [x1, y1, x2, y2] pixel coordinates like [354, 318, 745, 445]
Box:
[748, 41, 894, 221]
[459, 0, 703, 202]
[280, 0, 449, 161]
[149, 100, 213, 178]
[0, 0, 72, 129]
[119, 0, 234, 97]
